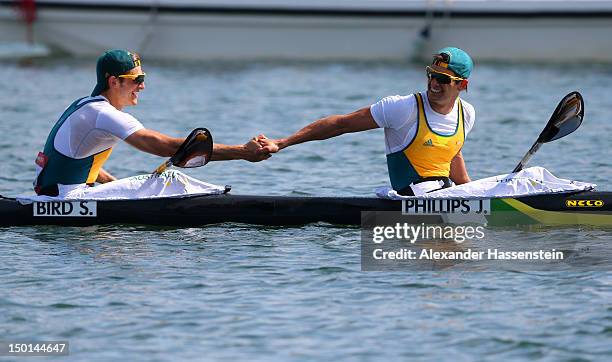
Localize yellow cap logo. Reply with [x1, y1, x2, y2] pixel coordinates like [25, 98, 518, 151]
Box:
[128, 51, 141, 67]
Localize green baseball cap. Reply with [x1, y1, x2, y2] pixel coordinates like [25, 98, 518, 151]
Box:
[433, 47, 473, 79]
[91, 49, 142, 96]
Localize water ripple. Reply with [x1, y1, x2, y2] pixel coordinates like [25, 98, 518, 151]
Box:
[1, 60, 611, 361]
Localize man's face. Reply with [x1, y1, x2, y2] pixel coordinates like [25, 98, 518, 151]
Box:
[112, 65, 145, 108]
[426, 64, 464, 104]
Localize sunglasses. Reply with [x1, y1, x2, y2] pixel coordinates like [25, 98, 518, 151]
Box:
[117, 73, 146, 84]
[426, 66, 464, 84]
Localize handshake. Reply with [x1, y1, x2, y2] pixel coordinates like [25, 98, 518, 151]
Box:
[243, 135, 281, 162]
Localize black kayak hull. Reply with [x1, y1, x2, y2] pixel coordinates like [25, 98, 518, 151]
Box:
[1, 192, 611, 227]
[0, 194, 400, 227]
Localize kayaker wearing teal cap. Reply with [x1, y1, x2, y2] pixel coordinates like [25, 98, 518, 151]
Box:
[260, 47, 475, 196]
[34, 49, 277, 196]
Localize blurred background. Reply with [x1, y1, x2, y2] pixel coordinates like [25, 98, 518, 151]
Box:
[1, 0, 611, 195]
[2, 0, 612, 62]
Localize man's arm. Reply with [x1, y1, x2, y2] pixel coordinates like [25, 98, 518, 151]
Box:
[125, 128, 275, 162]
[450, 151, 471, 185]
[211, 140, 276, 162]
[274, 107, 379, 150]
[96, 168, 117, 183]
[125, 129, 184, 157]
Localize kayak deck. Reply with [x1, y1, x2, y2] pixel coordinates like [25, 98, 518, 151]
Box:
[1, 192, 611, 227]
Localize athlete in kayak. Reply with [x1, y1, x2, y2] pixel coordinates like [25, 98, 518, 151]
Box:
[34, 49, 277, 196]
[260, 47, 475, 196]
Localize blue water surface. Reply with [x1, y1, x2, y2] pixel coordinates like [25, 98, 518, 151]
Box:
[0, 58, 611, 361]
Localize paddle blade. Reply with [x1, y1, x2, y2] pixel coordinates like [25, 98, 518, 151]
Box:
[170, 128, 214, 168]
[512, 92, 585, 173]
[538, 91, 584, 143]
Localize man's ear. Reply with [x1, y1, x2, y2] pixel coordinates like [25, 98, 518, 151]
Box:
[459, 79, 469, 91]
[107, 76, 118, 89]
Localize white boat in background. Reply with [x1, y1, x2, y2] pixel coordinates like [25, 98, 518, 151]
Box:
[0, 41, 50, 59]
[1, 0, 612, 62]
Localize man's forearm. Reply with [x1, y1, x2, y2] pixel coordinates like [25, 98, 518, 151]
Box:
[147, 135, 183, 157]
[276, 108, 378, 150]
[125, 129, 184, 157]
[450, 152, 471, 184]
[277, 115, 347, 150]
[210, 144, 248, 161]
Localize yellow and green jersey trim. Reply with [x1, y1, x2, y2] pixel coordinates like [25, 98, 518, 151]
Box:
[386, 93, 465, 191]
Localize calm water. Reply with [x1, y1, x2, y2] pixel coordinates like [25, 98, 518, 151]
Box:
[0, 58, 611, 361]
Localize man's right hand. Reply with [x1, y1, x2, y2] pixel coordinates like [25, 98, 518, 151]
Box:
[243, 135, 279, 162]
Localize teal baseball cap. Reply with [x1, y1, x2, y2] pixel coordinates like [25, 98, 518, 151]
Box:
[433, 47, 473, 79]
[91, 49, 142, 96]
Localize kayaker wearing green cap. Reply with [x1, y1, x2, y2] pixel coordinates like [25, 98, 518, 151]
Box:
[34, 49, 277, 196]
[259, 47, 475, 196]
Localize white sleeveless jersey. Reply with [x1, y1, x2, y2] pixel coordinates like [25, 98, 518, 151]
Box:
[53, 96, 144, 159]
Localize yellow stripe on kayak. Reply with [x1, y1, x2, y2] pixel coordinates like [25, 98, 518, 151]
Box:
[502, 198, 612, 226]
